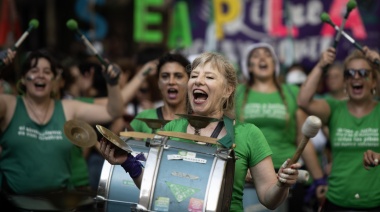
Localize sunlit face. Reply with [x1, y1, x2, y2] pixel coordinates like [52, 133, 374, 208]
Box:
[326, 67, 344, 92]
[158, 62, 188, 107]
[248, 47, 275, 80]
[188, 63, 231, 117]
[344, 58, 376, 101]
[24, 57, 54, 97]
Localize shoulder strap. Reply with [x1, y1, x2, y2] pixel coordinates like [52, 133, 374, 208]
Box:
[210, 121, 224, 138]
[156, 107, 164, 120]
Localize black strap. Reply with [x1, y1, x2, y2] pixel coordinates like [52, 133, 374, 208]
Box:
[156, 107, 164, 120]
[210, 121, 224, 138]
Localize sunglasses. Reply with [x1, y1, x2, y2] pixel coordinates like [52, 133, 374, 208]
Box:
[343, 69, 371, 79]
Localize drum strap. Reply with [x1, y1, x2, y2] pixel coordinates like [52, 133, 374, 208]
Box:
[156, 107, 164, 120]
[210, 121, 224, 138]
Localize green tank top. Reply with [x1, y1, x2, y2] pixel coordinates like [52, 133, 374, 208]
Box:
[0, 96, 73, 194]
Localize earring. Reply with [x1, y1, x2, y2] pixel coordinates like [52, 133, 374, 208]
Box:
[372, 88, 377, 95]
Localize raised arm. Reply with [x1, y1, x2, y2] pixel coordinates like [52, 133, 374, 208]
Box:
[298, 47, 335, 124]
[0, 48, 16, 70]
[65, 64, 123, 124]
[362, 46, 380, 67]
[93, 60, 158, 106]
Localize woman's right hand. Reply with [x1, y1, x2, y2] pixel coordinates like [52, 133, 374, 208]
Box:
[318, 47, 336, 68]
[138, 60, 158, 77]
[99, 137, 128, 165]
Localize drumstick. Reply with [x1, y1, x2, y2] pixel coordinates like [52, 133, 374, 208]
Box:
[66, 19, 111, 69]
[156, 131, 218, 145]
[120, 131, 155, 140]
[0, 19, 39, 68]
[320, 13, 380, 66]
[278, 116, 321, 186]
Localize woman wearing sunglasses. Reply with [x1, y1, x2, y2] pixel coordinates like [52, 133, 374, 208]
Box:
[298, 46, 380, 211]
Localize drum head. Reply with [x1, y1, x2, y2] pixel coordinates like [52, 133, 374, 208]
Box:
[64, 119, 97, 148]
[96, 125, 133, 153]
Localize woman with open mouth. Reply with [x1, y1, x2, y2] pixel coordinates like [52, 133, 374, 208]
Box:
[100, 52, 301, 211]
[0, 49, 123, 210]
[129, 53, 190, 133]
[298, 46, 380, 211]
[236, 42, 324, 211]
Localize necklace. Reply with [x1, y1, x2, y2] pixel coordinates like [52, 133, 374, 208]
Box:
[24, 97, 52, 125]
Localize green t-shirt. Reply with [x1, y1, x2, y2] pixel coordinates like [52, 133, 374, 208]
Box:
[0, 97, 73, 194]
[235, 84, 298, 168]
[164, 117, 272, 211]
[130, 108, 159, 133]
[325, 99, 380, 208]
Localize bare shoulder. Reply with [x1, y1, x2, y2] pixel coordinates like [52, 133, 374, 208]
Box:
[0, 94, 17, 108]
[0, 94, 17, 130]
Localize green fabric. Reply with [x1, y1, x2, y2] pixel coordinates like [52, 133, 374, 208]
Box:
[325, 99, 380, 208]
[0, 96, 73, 194]
[235, 84, 298, 168]
[68, 146, 89, 187]
[74, 96, 94, 104]
[164, 118, 272, 211]
[130, 108, 159, 133]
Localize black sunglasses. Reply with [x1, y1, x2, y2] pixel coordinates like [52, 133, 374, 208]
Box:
[343, 69, 370, 79]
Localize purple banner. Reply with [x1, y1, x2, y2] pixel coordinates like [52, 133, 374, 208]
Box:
[182, 0, 380, 74]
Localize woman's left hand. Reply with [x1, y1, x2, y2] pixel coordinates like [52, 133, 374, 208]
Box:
[277, 159, 302, 187]
[363, 149, 380, 170]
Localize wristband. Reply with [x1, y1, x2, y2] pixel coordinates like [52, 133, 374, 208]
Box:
[121, 153, 143, 178]
[304, 177, 327, 203]
[102, 64, 120, 86]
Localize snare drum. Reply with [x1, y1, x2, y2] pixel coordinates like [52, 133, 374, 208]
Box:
[97, 139, 148, 212]
[137, 136, 234, 212]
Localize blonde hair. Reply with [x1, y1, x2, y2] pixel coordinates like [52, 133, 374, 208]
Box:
[343, 50, 378, 81]
[190, 52, 237, 115]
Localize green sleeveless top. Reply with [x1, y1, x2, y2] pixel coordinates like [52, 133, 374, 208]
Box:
[0, 96, 73, 194]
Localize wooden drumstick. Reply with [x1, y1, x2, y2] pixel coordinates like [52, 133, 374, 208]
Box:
[278, 115, 322, 185]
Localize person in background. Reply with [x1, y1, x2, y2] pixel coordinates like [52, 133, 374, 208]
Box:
[236, 43, 324, 211]
[129, 53, 190, 133]
[0, 49, 123, 210]
[298, 46, 380, 211]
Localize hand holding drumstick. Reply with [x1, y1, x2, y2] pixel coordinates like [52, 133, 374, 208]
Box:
[363, 149, 380, 170]
[277, 116, 322, 186]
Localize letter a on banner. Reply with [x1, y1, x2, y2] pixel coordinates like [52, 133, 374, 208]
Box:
[321, 0, 366, 39]
[168, 1, 192, 49]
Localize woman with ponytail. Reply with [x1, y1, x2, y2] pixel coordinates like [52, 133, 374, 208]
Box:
[235, 43, 324, 211]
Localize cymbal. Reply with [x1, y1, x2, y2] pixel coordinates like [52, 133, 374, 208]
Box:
[136, 118, 170, 130]
[96, 125, 133, 153]
[63, 119, 97, 148]
[176, 114, 220, 129]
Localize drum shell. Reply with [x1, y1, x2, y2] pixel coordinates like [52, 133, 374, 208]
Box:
[97, 140, 148, 212]
[138, 139, 233, 212]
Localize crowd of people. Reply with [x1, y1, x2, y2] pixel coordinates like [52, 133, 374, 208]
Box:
[1, 38, 380, 212]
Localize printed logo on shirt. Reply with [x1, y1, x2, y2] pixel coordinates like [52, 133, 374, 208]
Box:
[334, 128, 379, 147]
[17, 125, 63, 141]
[244, 103, 286, 120]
